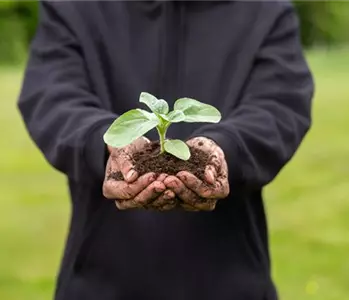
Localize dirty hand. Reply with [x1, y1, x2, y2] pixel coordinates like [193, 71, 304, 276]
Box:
[164, 137, 229, 211]
[103, 137, 176, 210]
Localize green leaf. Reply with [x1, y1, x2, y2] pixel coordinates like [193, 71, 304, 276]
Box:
[103, 109, 159, 148]
[174, 98, 221, 123]
[166, 110, 185, 123]
[137, 108, 159, 122]
[139, 92, 169, 114]
[164, 139, 191, 160]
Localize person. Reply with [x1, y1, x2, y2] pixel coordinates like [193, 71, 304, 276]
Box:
[18, 1, 313, 300]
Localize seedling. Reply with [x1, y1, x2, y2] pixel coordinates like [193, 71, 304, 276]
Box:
[103, 92, 221, 160]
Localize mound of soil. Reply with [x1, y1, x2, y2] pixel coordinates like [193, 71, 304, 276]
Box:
[109, 141, 209, 181]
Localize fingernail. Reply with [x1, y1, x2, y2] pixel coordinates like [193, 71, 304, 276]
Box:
[148, 174, 156, 183]
[207, 170, 215, 182]
[160, 173, 168, 180]
[126, 170, 135, 180]
[155, 186, 165, 193]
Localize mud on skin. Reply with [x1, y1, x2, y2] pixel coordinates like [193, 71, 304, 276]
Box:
[108, 141, 210, 181]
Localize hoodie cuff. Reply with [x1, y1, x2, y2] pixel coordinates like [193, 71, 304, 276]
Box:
[83, 121, 114, 182]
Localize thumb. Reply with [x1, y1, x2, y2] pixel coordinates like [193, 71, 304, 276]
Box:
[113, 147, 138, 183]
[204, 165, 217, 185]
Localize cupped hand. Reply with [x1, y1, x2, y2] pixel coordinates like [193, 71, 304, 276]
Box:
[164, 137, 229, 211]
[103, 137, 176, 210]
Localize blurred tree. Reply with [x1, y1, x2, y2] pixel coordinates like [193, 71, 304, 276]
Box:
[0, 1, 37, 64]
[294, 1, 349, 48]
[14, 1, 38, 46]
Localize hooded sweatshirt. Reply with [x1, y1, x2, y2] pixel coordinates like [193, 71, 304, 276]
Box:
[18, 1, 313, 300]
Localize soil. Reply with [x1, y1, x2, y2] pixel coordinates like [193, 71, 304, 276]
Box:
[109, 141, 209, 181]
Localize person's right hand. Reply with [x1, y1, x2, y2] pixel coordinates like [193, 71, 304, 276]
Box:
[103, 137, 176, 210]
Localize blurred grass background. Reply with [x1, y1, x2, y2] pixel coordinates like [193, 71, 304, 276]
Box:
[0, 1, 349, 300]
[2, 49, 348, 300]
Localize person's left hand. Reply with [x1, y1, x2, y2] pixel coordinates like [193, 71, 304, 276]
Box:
[164, 137, 230, 211]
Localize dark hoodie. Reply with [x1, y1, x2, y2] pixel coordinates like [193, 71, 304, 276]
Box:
[18, 1, 313, 300]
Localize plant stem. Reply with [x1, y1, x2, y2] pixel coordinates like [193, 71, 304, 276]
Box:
[157, 126, 167, 154]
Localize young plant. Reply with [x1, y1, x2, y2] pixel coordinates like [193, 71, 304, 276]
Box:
[103, 92, 221, 160]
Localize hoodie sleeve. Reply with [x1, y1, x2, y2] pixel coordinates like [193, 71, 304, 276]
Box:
[17, 2, 117, 183]
[191, 6, 314, 188]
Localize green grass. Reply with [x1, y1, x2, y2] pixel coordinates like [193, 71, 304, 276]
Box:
[0, 48, 348, 300]
[0, 69, 69, 299]
[266, 48, 349, 299]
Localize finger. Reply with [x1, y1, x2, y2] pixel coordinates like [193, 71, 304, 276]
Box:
[160, 202, 177, 211]
[133, 181, 166, 205]
[164, 176, 201, 207]
[103, 172, 156, 199]
[113, 137, 151, 183]
[180, 202, 200, 212]
[204, 165, 217, 185]
[164, 176, 221, 211]
[115, 199, 139, 210]
[104, 156, 113, 179]
[105, 155, 126, 181]
[114, 149, 137, 182]
[207, 152, 222, 173]
[198, 199, 218, 211]
[186, 137, 216, 153]
[214, 156, 229, 197]
[220, 156, 229, 178]
[147, 190, 177, 211]
[156, 173, 168, 182]
[176, 171, 211, 198]
[180, 199, 217, 211]
[114, 180, 167, 210]
[187, 137, 225, 175]
[177, 171, 228, 199]
[217, 176, 230, 198]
